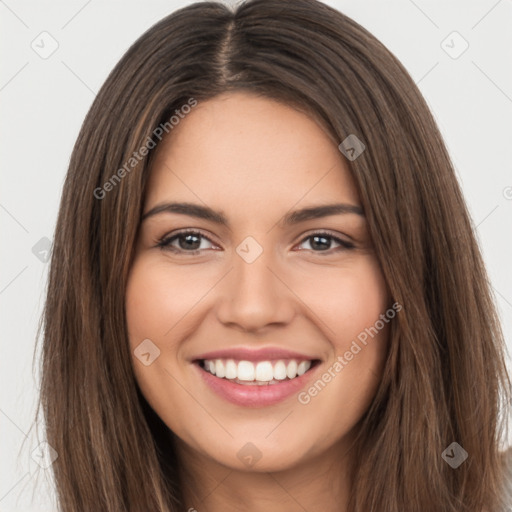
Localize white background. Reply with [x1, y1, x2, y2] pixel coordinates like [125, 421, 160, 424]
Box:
[1, 0, 511, 510]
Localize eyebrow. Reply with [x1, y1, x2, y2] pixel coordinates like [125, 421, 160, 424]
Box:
[141, 201, 365, 227]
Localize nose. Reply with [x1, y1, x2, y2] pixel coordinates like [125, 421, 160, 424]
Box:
[215, 244, 296, 333]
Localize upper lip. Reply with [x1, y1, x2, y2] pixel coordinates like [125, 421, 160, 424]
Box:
[192, 347, 320, 363]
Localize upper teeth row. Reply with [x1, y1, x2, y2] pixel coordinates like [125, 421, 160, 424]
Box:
[203, 359, 312, 381]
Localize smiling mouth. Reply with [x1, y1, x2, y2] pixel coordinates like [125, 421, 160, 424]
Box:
[196, 358, 321, 386]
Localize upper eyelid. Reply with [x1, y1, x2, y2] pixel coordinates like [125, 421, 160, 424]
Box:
[163, 228, 217, 245]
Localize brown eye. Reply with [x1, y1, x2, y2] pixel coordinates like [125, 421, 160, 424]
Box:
[157, 230, 216, 254]
[297, 232, 354, 253]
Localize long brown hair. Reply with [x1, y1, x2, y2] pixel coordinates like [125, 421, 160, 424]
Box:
[34, 0, 511, 510]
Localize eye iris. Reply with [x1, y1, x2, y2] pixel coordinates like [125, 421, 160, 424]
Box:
[179, 233, 201, 250]
[310, 235, 331, 251]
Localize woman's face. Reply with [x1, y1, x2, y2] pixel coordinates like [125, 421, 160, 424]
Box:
[125, 91, 391, 472]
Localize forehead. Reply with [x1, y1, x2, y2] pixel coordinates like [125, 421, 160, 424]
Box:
[144, 92, 360, 214]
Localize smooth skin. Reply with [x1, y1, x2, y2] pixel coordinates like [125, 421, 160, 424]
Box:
[125, 91, 391, 512]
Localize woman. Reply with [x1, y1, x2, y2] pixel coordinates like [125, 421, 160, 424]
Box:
[36, 0, 512, 510]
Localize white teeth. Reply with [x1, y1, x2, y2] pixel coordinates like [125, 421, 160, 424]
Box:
[273, 360, 287, 380]
[202, 358, 314, 382]
[225, 359, 237, 379]
[255, 361, 274, 381]
[297, 360, 311, 376]
[237, 360, 255, 381]
[286, 360, 298, 379]
[215, 360, 225, 378]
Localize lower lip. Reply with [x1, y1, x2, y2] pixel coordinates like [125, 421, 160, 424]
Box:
[194, 361, 321, 407]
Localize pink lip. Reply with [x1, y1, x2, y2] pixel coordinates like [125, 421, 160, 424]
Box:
[192, 347, 319, 363]
[193, 360, 321, 408]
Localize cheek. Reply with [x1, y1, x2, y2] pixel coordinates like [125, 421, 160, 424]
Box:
[336, 259, 390, 343]
[294, 255, 390, 344]
[124, 258, 197, 394]
[124, 258, 201, 429]
[293, 255, 390, 412]
[125, 258, 211, 345]
[333, 257, 390, 376]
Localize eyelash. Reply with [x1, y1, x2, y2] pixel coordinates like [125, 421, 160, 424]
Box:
[155, 229, 355, 255]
